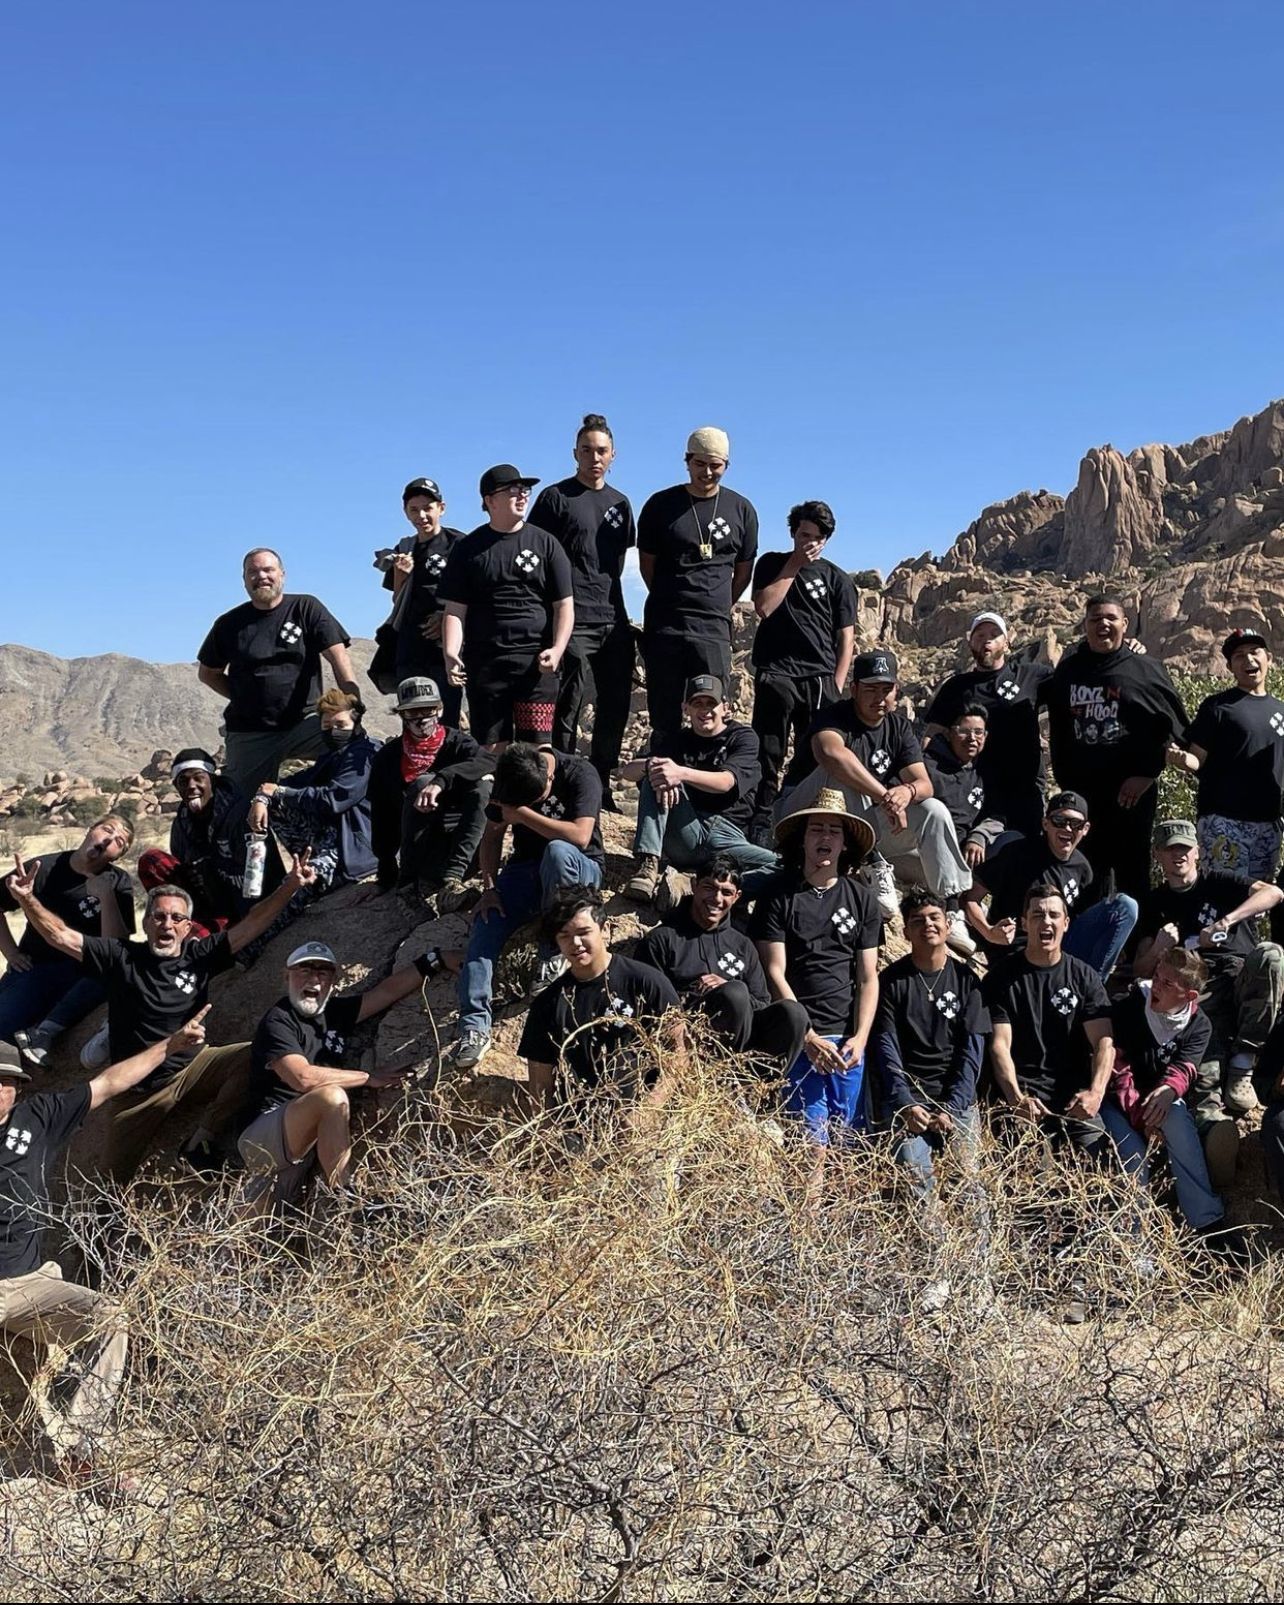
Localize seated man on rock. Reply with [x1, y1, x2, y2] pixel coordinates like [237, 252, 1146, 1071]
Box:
[962, 791, 1137, 978]
[922, 704, 1014, 869]
[1, 815, 136, 1070]
[1103, 947, 1247, 1261]
[752, 789, 880, 1181]
[633, 855, 808, 1075]
[368, 677, 493, 914]
[621, 674, 779, 906]
[789, 650, 974, 952]
[248, 690, 380, 899]
[519, 886, 682, 1118]
[138, 748, 285, 937]
[237, 938, 445, 1206]
[1134, 818, 1284, 1141]
[450, 741, 605, 1071]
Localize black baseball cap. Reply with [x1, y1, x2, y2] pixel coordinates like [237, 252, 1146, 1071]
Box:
[1221, 626, 1269, 661]
[403, 478, 443, 505]
[684, 674, 725, 702]
[852, 650, 898, 684]
[1046, 790, 1090, 819]
[479, 464, 540, 498]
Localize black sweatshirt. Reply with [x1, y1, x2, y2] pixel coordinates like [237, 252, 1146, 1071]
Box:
[1039, 642, 1188, 793]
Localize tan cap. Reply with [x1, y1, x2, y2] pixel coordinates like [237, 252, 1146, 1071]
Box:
[686, 426, 730, 462]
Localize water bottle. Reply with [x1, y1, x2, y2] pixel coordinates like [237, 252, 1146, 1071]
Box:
[243, 832, 268, 899]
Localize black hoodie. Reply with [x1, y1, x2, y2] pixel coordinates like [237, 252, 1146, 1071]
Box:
[1039, 643, 1187, 793]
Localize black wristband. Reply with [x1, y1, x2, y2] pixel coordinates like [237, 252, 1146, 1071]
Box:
[415, 947, 443, 979]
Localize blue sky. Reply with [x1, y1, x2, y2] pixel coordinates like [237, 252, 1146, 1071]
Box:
[3, 0, 1282, 661]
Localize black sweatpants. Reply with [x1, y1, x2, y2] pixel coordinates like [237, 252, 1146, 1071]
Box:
[751, 671, 838, 820]
[1078, 781, 1158, 903]
[642, 632, 731, 750]
[400, 775, 491, 887]
[554, 621, 637, 780]
[695, 982, 809, 1073]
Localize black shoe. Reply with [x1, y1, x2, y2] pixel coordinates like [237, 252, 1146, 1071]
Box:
[600, 789, 622, 814]
[1197, 1223, 1253, 1271]
[179, 1134, 227, 1176]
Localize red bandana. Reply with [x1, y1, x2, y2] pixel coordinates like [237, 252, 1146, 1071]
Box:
[400, 725, 446, 784]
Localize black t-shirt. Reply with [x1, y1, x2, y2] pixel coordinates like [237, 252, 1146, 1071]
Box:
[1110, 988, 1212, 1100]
[656, 720, 760, 831]
[1187, 688, 1284, 823]
[751, 873, 881, 1037]
[873, 954, 990, 1106]
[633, 901, 771, 1005]
[387, 529, 467, 645]
[978, 837, 1095, 925]
[984, 953, 1111, 1107]
[1138, 871, 1258, 963]
[438, 523, 573, 665]
[529, 479, 635, 627]
[198, 594, 349, 733]
[0, 1087, 91, 1278]
[485, 750, 604, 867]
[247, 993, 365, 1118]
[81, 932, 235, 1088]
[518, 955, 679, 1092]
[0, 853, 136, 967]
[750, 554, 857, 679]
[926, 659, 1051, 805]
[807, 704, 923, 787]
[923, 737, 988, 839]
[637, 484, 758, 639]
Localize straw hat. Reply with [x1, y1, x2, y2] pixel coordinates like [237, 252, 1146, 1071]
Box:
[775, 786, 876, 859]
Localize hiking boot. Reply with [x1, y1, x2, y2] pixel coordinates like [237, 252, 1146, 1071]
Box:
[861, 854, 898, 921]
[945, 910, 977, 957]
[656, 867, 684, 915]
[79, 1024, 111, 1072]
[436, 878, 470, 915]
[1203, 1119, 1240, 1192]
[450, 1030, 491, 1071]
[1224, 1073, 1260, 1116]
[13, 1028, 53, 1070]
[626, 854, 661, 904]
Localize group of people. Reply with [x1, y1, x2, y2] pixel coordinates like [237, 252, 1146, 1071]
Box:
[4, 413, 1284, 1481]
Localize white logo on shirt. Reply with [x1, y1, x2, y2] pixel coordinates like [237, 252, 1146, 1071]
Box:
[967, 784, 984, 808]
[323, 1029, 346, 1055]
[4, 1127, 33, 1157]
[870, 748, 892, 777]
[279, 620, 303, 645]
[173, 970, 197, 996]
[801, 575, 827, 599]
[831, 908, 858, 936]
[78, 894, 101, 919]
[1051, 986, 1079, 1016]
[717, 952, 747, 977]
[604, 504, 626, 530]
[608, 995, 635, 1019]
[539, 795, 566, 821]
[515, 549, 541, 574]
[707, 516, 732, 544]
[425, 553, 448, 576]
[1271, 712, 1284, 736]
[936, 991, 960, 1020]
[996, 679, 1020, 702]
[1197, 901, 1220, 929]
[1063, 876, 1081, 907]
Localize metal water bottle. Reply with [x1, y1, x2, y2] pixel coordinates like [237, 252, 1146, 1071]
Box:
[243, 832, 268, 899]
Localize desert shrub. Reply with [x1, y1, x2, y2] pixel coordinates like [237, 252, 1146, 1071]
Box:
[65, 791, 113, 826]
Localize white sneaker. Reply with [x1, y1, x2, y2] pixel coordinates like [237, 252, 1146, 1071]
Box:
[531, 955, 567, 994]
[862, 854, 898, 920]
[450, 1030, 491, 1071]
[79, 1024, 111, 1072]
[919, 1278, 952, 1314]
[945, 910, 977, 956]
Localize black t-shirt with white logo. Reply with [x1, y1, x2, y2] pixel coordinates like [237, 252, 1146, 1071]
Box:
[807, 704, 923, 787]
[518, 955, 679, 1092]
[637, 485, 758, 640]
[386, 529, 466, 647]
[485, 750, 604, 867]
[633, 901, 771, 1005]
[0, 1087, 91, 1278]
[751, 873, 881, 1037]
[984, 953, 1111, 1107]
[247, 993, 365, 1118]
[438, 523, 573, 666]
[198, 594, 349, 733]
[873, 953, 990, 1107]
[656, 720, 761, 831]
[81, 932, 235, 1089]
[978, 837, 1095, 925]
[530, 479, 635, 627]
[1138, 871, 1257, 963]
[926, 659, 1051, 806]
[924, 736, 988, 839]
[0, 853, 136, 967]
[1186, 688, 1284, 823]
[750, 554, 857, 679]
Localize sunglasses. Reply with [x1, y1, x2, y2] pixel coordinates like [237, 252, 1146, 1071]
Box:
[1047, 813, 1087, 831]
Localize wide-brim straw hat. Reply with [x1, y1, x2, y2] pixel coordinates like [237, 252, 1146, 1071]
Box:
[775, 785, 876, 860]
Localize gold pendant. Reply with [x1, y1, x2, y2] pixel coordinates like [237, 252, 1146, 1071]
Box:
[700, 542, 713, 559]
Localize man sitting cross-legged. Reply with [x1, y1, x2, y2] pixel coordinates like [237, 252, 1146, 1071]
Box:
[519, 887, 682, 1119]
[633, 856, 808, 1075]
[450, 742, 604, 1071]
[237, 939, 448, 1206]
[752, 788, 880, 1189]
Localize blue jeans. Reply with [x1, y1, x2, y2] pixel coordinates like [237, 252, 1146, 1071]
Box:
[784, 1037, 866, 1146]
[0, 960, 105, 1041]
[1063, 894, 1138, 979]
[891, 1104, 982, 1199]
[634, 783, 779, 895]
[1100, 1098, 1223, 1230]
[457, 842, 602, 1036]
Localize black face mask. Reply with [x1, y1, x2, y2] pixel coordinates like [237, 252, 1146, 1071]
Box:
[323, 725, 359, 751]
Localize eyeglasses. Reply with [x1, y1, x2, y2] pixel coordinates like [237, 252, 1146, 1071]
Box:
[1047, 813, 1087, 832]
[151, 911, 191, 925]
[496, 484, 529, 497]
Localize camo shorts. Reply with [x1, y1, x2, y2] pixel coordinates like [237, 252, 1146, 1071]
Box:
[1196, 814, 1281, 881]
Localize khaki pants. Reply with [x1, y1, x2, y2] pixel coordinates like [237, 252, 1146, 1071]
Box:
[104, 1041, 252, 1183]
[0, 1262, 127, 1458]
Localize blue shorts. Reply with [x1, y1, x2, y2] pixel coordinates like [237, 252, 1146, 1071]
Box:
[784, 1038, 866, 1145]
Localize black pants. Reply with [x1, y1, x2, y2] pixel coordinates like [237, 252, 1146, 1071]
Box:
[643, 632, 731, 749]
[554, 621, 637, 780]
[695, 983, 809, 1072]
[466, 653, 559, 747]
[751, 671, 838, 817]
[1078, 781, 1158, 902]
[400, 775, 490, 887]
[395, 641, 464, 729]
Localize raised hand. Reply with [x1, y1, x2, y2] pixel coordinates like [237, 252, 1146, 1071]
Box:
[287, 846, 319, 892]
[5, 854, 37, 904]
[171, 1003, 211, 1056]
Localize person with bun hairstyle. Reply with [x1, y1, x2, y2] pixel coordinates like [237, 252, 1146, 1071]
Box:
[531, 415, 637, 811]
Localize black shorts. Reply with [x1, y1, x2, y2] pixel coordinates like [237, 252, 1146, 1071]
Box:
[466, 654, 560, 746]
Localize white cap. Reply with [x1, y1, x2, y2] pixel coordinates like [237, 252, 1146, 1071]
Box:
[968, 611, 1008, 637]
[286, 941, 338, 969]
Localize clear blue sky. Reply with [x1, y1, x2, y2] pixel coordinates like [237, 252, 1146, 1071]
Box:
[3, 0, 1282, 661]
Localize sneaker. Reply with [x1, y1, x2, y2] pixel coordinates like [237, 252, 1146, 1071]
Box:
[1203, 1119, 1240, 1192]
[13, 1028, 52, 1070]
[945, 910, 977, 957]
[436, 878, 470, 915]
[79, 1024, 111, 1072]
[861, 854, 898, 921]
[656, 867, 684, 915]
[1062, 1283, 1088, 1325]
[918, 1278, 952, 1315]
[450, 1030, 491, 1071]
[178, 1133, 225, 1176]
[625, 854, 661, 904]
[1224, 1073, 1260, 1116]
[532, 955, 567, 993]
